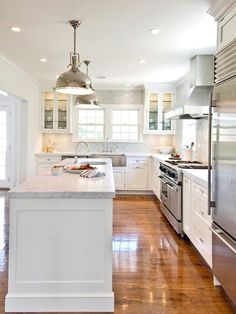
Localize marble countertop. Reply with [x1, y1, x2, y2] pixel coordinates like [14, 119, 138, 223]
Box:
[182, 169, 208, 189]
[9, 158, 115, 199]
[35, 152, 170, 160]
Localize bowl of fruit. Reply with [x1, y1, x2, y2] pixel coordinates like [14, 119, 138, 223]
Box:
[50, 165, 63, 176]
[64, 163, 96, 174]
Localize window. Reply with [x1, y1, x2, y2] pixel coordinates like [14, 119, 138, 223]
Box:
[74, 107, 104, 140]
[112, 109, 139, 141]
[72, 105, 142, 142]
[182, 120, 197, 147]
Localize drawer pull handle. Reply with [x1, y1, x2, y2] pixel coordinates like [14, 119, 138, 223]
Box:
[200, 237, 204, 243]
[209, 227, 236, 254]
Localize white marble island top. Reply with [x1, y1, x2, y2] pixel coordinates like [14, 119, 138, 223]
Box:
[9, 158, 115, 199]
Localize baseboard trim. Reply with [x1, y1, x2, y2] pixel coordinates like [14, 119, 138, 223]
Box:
[5, 293, 114, 312]
[115, 190, 154, 195]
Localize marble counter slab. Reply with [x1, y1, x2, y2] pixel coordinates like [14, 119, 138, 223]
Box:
[35, 152, 170, 159]
[182, 169, 208, 188]
[9, 158, 115, 199]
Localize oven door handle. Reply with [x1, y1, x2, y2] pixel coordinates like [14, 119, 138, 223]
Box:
[209, 227, 236, 254]
[159, 176, 169, 185]
[166, 183, 178, 192]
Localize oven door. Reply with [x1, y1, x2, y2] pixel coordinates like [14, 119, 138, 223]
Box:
[167, 181, 182, 221]
[160, 175, 170, 209]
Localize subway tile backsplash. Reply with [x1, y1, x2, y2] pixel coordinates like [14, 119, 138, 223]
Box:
[42, 133, 173, 154]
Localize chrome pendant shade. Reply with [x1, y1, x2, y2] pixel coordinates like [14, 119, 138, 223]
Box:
[74, 60, 99, 106]
[56, 20, 94, 95]
[75, 93, 99, 106]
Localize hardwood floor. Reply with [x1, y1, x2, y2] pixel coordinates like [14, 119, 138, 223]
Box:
[0, 191, 235, 313]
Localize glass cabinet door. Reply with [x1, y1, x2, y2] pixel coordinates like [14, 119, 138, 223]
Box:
[162, 92, 172, 131]
[56, 93, 68, 130]
[148, 92, 159, 131]
[43, 91, 54, 130]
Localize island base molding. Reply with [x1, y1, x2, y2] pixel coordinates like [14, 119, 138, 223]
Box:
[6, 197, 114, 313]
[5, 293, 114, 312]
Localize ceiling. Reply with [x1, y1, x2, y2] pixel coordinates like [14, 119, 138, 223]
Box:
[0, 0, 216, 89]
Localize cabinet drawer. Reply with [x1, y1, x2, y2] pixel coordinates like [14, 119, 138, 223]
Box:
[128, 158, 148, 165]
[192, 182, 207, 200]
[192, 214, 212, 267]
[37, 156, 61, 164]
[192, 182, 211, 225]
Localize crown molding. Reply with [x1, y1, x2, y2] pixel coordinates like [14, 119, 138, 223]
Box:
[207, 0, 236, 21]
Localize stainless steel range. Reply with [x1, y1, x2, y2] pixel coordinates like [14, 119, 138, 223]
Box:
[159, 160, 208, 236]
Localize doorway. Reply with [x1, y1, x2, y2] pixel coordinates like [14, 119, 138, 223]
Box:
[0, 107, 11, 188]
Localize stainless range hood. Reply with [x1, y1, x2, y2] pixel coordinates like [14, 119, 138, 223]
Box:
[165, 55, 214, 120]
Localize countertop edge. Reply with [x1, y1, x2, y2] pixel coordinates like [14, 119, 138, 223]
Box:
[182, 169, 208, 189]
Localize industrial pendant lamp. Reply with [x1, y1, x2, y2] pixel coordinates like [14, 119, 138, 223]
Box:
[56, 20, 94, 95]
[75, 61, 99, 106]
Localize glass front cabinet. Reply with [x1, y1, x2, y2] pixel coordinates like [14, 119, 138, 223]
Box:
[144, 90, 175, 134]
[42, 91, 71, 133]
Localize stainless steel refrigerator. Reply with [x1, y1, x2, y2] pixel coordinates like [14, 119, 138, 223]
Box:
[209, 75, 236, 305]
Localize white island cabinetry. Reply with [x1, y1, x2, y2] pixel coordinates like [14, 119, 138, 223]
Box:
[182, 170, 212, 267]
[5, 158, 115, 313]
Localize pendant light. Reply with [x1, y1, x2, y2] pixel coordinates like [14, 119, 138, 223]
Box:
[75, 61, 99, 106]
[56, 20, 94, 95]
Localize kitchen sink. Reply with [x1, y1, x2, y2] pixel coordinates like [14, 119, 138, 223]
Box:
[90, 154, 127, 167]
[88, 161, 107, 165]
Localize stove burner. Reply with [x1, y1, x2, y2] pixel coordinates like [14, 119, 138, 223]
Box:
[178, 165, 208, 169]
[165, 160, 203, 166]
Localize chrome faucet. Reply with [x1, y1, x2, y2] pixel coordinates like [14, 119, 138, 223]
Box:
[74, 141, 89, 163]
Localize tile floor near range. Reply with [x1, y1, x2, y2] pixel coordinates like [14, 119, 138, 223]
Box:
[0, 191, 235, 314]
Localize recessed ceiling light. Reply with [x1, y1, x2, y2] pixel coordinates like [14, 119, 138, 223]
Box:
[0, 90, 8, 97]
[150, 28, 160, 35]
[138, 59, 147, 64]
[39, 58, 47, 63]
[126, 84, 131, 87]
[96, 76, 106, 79]
[9, 26, 21, 32]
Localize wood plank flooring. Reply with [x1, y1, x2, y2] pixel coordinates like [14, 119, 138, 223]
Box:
[0, 191, 235, 313]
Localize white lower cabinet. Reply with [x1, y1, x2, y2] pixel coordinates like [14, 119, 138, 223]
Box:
[36, 154, 153, 192]
[113, 168, 126, 190]
[127, 157, 148, 190]
[36, 155, 62, 175]
[183, 174, 212, 267]
[152, 158, 160, 199]
[183, 176, 191, 238]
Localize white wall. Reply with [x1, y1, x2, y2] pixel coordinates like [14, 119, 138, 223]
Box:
[172, 76, 209, 162]
[0, 54, 41, 179]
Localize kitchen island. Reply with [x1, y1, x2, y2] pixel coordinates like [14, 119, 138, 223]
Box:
[5, 158, 115, 312]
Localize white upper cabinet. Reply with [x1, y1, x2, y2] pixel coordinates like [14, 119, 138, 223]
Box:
[42, 91, 71, 133]
[144, 90, 175, 134]
[217, 5, 236, 51]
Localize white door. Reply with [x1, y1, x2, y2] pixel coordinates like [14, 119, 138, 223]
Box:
[0, 107, 11, 187]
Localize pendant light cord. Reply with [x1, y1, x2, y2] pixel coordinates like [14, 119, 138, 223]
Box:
[73, 26, 76, 55]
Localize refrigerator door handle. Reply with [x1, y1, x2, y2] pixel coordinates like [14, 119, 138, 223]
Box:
[210, 227, 236, 255]
[208, 94, 216, 215]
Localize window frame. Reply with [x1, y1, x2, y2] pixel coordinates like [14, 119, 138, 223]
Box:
[72, 104, 143, 143]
